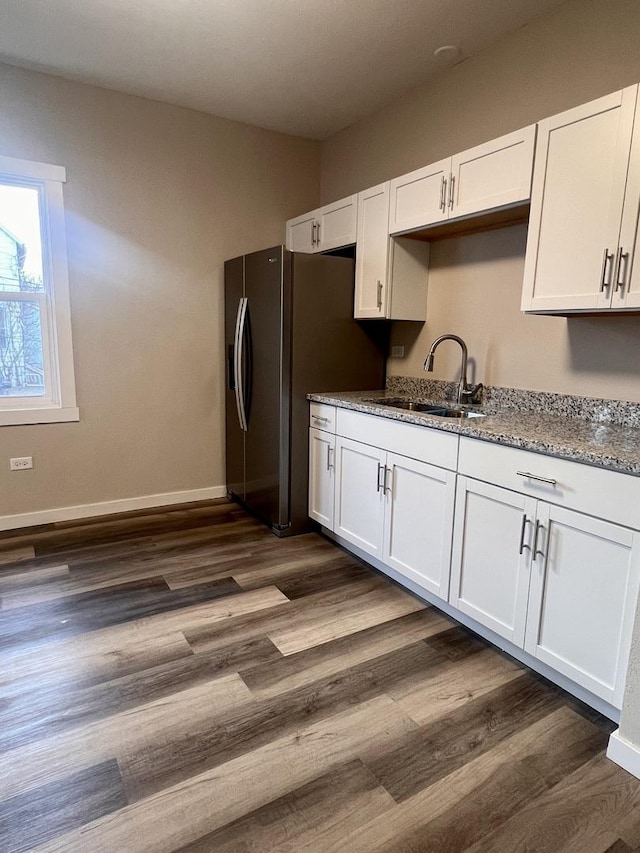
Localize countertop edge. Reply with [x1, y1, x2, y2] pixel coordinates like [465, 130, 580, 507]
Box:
[308, 392, 640, 478]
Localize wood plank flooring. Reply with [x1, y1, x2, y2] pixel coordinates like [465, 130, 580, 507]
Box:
[0, 499, 639, 852]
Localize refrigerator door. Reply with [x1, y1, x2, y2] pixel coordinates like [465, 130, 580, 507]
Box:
[288, 252, 386, 533]
[224, 255, 245, 500]
[243, 246, 290, 530]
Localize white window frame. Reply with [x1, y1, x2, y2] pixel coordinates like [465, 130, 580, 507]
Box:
[0, 155, 78, 426]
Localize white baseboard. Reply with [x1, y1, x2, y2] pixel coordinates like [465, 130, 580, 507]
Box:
[0, 485, 228, 532]
[607, 730, 640, 779]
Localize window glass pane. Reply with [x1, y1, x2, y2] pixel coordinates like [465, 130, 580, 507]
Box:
[0, 300, 45, 397]
[0, 184, 45, 293]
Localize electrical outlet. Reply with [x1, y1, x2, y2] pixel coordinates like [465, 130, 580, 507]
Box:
[10, 457, 33, 471]
[391, 345, 405, 358]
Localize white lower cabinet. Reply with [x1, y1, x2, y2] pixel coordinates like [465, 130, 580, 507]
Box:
[451, 473, 640, 708]
[334, 435, 455, 599]
[308, 427, 336, 528]
[524, 503, 640, 708]
[334, 436, 386, 558]
[450, 477, 535, 646]
[309, 407, 640, 713]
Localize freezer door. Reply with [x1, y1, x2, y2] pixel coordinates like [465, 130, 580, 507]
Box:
[243, 246, 290, 530]
[224, 255, 245, 499]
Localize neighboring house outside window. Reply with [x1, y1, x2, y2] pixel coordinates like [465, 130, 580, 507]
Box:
[0, 155, 78, 425]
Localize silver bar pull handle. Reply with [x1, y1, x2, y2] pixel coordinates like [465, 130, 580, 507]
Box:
[376, 463, 384, 492]
[533, 520, 546, 561]
[326, 444, 334, 471]
[600, 248, 614, 291]
[439, 175, 446, 212]
[517, 471, 557, 486]
[518, 514, 531, 555]
[615, 247, 629, 292]
[316, 221, 321, 248]
[313, 415, 330, 424]
[383, 466, 392, 495]
[376, 280, 383, 310]
[233, 297, 249, 432]
[449, 174, 455, 210]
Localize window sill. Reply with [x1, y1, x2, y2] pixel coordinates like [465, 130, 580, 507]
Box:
[0, 406, 80, 426]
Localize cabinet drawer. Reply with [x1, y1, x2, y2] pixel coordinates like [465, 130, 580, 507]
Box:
[458, 437, 640, 529]
[309, 403, 336, 433]
[336, 409, 458, 470]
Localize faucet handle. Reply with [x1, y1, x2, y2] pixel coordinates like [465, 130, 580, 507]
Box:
[461, 383, 484, 404]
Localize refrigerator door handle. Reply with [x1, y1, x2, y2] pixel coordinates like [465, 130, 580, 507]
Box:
[234, 297, 249, 431]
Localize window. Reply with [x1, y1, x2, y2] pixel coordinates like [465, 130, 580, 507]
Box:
[0, 155, 78, 425]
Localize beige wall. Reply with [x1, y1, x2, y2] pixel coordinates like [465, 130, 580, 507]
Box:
[391, 226, 640, 402]
[0, 63, 320, 518]
[321, 0, 640, 202]
[321, 0, 640, 401]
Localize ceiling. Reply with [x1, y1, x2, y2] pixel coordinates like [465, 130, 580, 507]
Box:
[0, 0, 564, 139]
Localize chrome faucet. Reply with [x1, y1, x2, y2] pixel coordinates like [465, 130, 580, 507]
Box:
[423, 334, 483, 404]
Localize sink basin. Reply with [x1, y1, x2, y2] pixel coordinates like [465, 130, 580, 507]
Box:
[375, 400, 445, 413]
[374, 400, 486, 419]
[435, 409, 486, 419]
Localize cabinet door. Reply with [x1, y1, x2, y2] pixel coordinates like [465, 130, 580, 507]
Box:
[388, 158, 450, 234]
[317, 195, 357, 252]
[334, 436, 386, 558]
[354, 183, 390, 319]
[524, 504, 640, 708]
[613, 88, 640, 309]
[521, 86, 637, 313]
[450, 477, 536, 646]
[383, 453, 456, 600]
[308, 428, 335, 529]
[286, 211, 318, 253]
[450, 125, 536, 220]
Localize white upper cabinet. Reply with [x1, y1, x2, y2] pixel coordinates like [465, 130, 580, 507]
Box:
[388, 126, 535, 235]
[286, 195, 357, 254]
[521, 85, 639, 313]
[388, 158, 450, 234]
[450, 125, 536, 220]
[354, 183, 391, 318]
[613, 94, 640, 310]
[286, 210, 317, 253]
[354, 182, 429, 320]
[316, 195, 357, 252]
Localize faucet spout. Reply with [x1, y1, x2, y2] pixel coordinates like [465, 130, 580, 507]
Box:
[423, 334, 482, 404]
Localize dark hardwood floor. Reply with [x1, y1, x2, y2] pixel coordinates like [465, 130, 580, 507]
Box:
[0, 498, 639, 852]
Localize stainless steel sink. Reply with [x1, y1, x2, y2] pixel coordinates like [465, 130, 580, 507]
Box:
[375, 400, 444, 413]
[374, 399, 486, 419]
[435, 409, 486, 419]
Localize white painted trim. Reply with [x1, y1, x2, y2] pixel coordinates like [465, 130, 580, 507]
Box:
[0, 155, 66, 182]
[607, 730, 640, 779]
[0, 157, 76, 425]
[322, 526, 621, 723]
[0, 406, 79, 426]
[0, 486, 227, 532]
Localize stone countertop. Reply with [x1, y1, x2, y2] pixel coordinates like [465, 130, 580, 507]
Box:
[307, 389, 640, 477]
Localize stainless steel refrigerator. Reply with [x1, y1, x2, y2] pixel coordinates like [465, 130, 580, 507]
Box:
[225, 245, 386, 535]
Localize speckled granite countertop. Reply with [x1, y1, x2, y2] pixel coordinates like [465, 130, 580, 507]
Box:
[308, 388, 640, 477]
